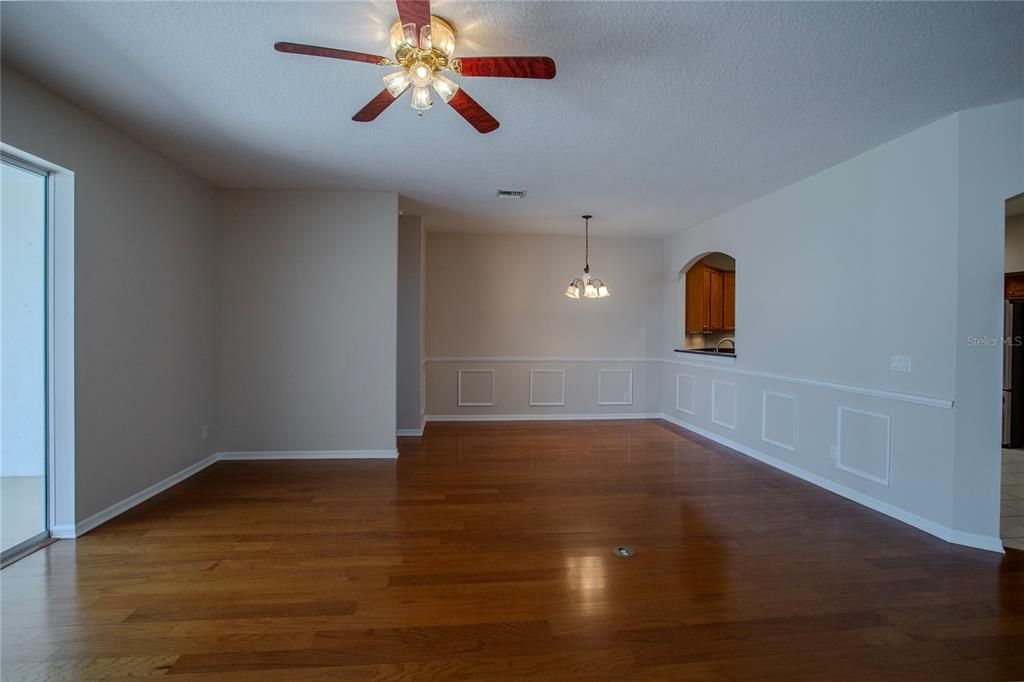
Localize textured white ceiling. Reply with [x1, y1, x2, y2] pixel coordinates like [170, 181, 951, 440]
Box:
[2, 1, 1022, 235]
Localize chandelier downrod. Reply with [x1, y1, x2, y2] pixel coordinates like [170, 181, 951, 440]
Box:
[583, 214, 591, 273]
[563, 214, 608, 300]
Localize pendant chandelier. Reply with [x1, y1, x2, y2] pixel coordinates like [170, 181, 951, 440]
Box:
[564, 214, 610, 300]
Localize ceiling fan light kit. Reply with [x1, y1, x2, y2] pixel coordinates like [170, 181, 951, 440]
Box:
[565, 215, 610, 301]
[274, 0, 556, 133]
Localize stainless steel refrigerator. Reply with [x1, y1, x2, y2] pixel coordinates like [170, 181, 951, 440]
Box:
[1004, 301, 1024, 447]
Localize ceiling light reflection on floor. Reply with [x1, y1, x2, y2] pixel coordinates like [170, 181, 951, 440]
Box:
[565, 555, 607, 592]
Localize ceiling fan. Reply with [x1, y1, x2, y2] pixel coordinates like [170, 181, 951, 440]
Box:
[275, 0, 556, 134]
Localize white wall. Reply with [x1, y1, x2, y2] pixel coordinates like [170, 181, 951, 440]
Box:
[424, 232, 663, 417]
[659, 100, 1024, 551]
[951, 100, 1024, 539]
[216, 190, 398, 454]
[1, 66, 219, 521]
[1, 162, 46, 477]
[396, 216, 424, 432]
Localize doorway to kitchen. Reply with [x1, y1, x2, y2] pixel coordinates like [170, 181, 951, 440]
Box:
[1002, 192, 1024, 550]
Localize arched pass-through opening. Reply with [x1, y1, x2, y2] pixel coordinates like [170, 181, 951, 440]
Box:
[677, 252, 736, 357]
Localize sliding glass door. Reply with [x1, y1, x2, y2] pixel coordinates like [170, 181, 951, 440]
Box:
[1, 156, 49, 561]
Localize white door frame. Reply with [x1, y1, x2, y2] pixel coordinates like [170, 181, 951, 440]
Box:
[2, 143, 76, 544]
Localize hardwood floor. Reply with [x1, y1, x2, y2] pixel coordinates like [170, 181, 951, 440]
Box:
[3, 419, 1023, 681]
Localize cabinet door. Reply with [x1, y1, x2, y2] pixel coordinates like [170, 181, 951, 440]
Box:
[723, 271, 735, 331]
[1007, 273, 1024, 300]
[685, 264, 706, 333]
[709, 268, 724, 331]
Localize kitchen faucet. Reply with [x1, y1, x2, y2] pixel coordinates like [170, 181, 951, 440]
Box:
[716, 338, 736, 353]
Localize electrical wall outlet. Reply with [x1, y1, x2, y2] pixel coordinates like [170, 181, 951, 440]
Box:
[890, 355, 912, 373]
[829, 445, 838, 460]
[201, 425, 209, 440]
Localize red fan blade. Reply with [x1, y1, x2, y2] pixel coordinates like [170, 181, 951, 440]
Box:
[396, 0, 431, 48]
[447, 89, 499, 134]
[275, 42, 389, 65]
[353, 89, 399, 122]
[455, 56, 556, 79]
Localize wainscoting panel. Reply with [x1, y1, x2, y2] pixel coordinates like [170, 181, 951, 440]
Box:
[836, 406, 892, 486]
[711, 380, 737, 429]
[426, 359, 657, 417]
[676, 373, 696, 415]
[598, 369, 634, 406]
[655, 358, 994, 551]
[424, 357, 991, 550]
[529, 369, 566, 406]
[762, 391, 798, 452]
[457, 369, 495, 406]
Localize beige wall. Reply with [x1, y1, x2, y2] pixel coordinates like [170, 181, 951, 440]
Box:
[1, 66, 219, 521]
[1005, 214, 1024, 272]
[426, 232, 663, 358]
[424, 231, 663, 417]
[396, 216, 424, 431]
[216, 190, 398, 453]
[2, 66, 404, 522]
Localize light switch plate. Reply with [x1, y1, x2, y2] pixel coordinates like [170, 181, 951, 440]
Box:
[890, 355, 912, 373]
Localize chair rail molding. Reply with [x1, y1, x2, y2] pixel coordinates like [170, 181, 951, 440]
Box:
[427, 356, 953, 409]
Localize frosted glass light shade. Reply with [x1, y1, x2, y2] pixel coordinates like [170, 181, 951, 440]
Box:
[597, 284, 610, 298]
[431, 73, 459, 102]
[409, 61, 433, 87]
[390, 17, 455, 56]
[383, 70, 411, 97]
[430, 20, 456, 57]
[583, 281, 599, 299]
[565, 280, 582, 299]
[401, 22, 418, 48]
[411, 85, 433, 110]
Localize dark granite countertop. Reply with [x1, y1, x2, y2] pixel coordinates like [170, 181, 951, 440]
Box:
[674, 348, 736, 358]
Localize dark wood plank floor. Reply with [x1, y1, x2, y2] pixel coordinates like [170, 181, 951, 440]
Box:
[3, 420, 1023, 681]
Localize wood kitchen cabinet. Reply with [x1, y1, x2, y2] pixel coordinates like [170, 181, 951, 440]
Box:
[1007, 272, 1024, 300]
[724, 271, 735, 331]
[685, 261, 735, 334]
[685, 264, 709, 333]
[709, 268, 724, 330]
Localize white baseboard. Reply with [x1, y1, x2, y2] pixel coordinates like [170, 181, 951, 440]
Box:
[73, 453, 219, 537]
[396, 428, 424, 437]
[54, 417, 1002, 554]
[425, 413, 661, 422]
[50, 524, 77, 540]
[218, 450, 399, 460]
[658, 414, 1004, 554]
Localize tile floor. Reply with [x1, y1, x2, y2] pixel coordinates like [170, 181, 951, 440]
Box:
[1002, 449, 1024, 550]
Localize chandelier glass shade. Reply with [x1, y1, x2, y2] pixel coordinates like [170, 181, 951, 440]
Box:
[564, 215, 610, 300]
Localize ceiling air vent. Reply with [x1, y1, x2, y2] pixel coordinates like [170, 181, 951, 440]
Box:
[496, 189, 527, 199]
